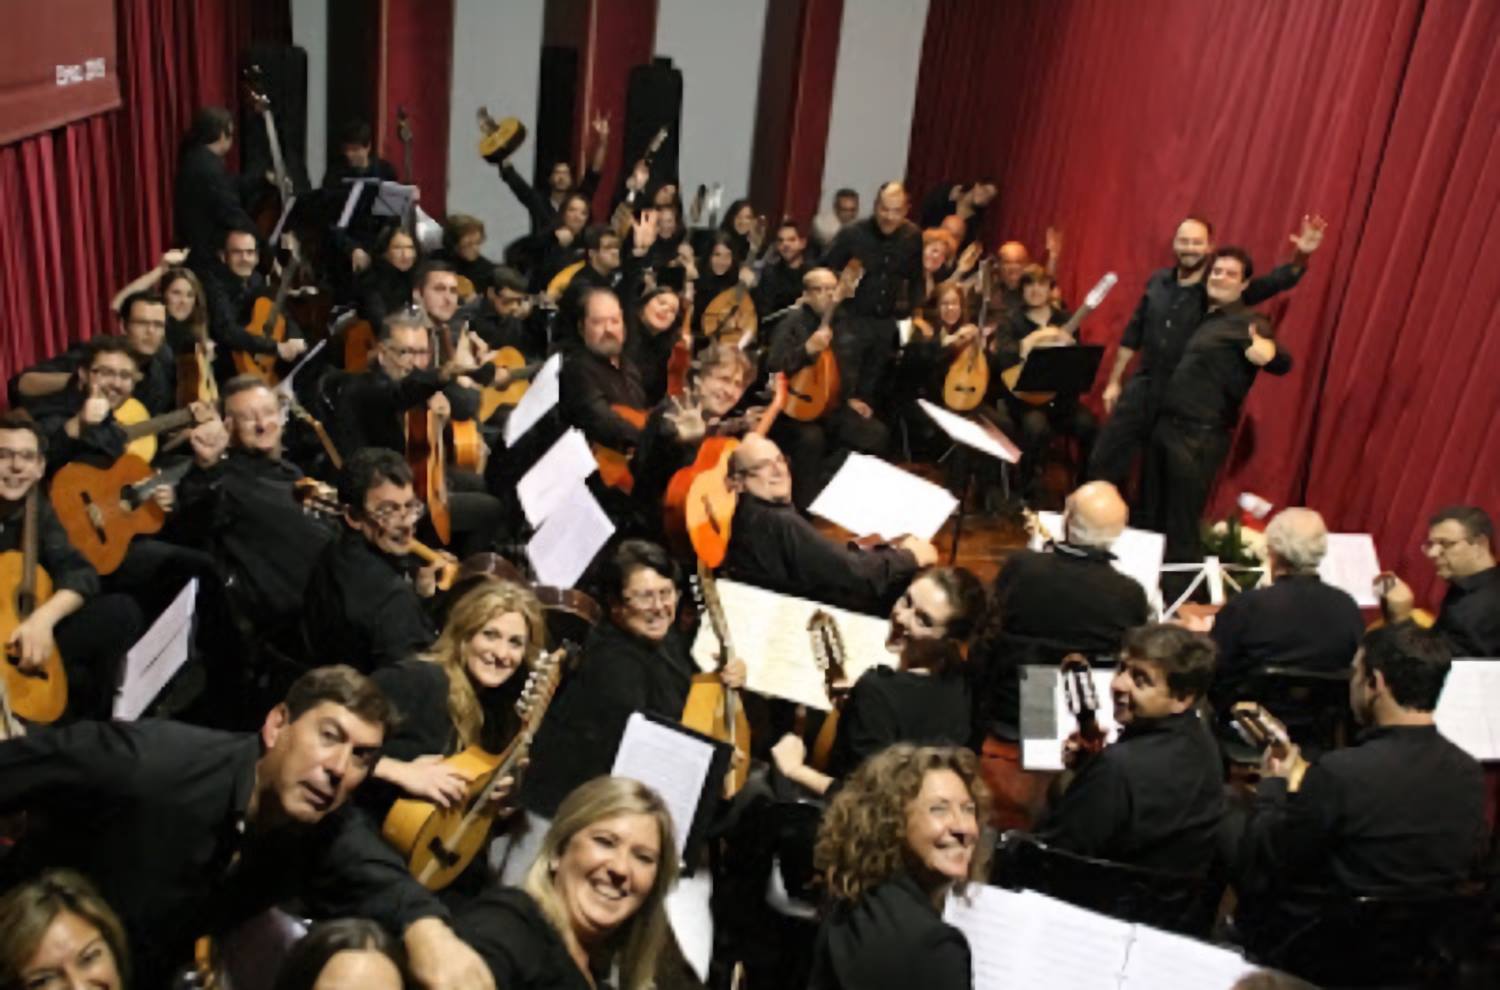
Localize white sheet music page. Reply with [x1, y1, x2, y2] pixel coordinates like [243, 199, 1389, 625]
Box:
[1319, 533, 1382, 607]
[516, 428, 598, 527]
[689, 579, 894, 710]
[114, 579, 197, 721]
[1020, 666, 1121, 772]
[1120, 923, 1256, 989]
[526, 481, 614, 589]
[611, 713, 717, 859]
[503, 353, 563, 446]
[918, 399, 1021, 463]
[1434, 660, 1500, 761]
[945, 886, 1132, 990]
[809, 452, 958, 541]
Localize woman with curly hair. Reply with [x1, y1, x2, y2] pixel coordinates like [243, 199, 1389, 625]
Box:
[808, 744, 990, 990]
[0, 870, 130, 990]
[454, 776, 679, 990]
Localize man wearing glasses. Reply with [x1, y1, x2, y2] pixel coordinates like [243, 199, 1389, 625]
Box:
[302, 447, 446, 672]
[1379, 506, 1500, 658]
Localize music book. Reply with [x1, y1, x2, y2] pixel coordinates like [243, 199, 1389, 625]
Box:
[503, 353, 563, 446]
[1434, 659, 1500, 761]
[809, 452, 959, 541]
[611, 712, 730, 867]
[526, 481, 614, 589]
[516, 428, 597, 527]
[1318, 533, 1381, 607]
[114, 579, 197, 721]
[1018, 664, 1121, 772]
[688, 579, 894, 710]
[944, 885, 1257, 990]
[918, 399, 1021, 464]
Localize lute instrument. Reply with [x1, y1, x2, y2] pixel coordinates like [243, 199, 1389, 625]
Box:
[1060, 653, 1107, 759]
[785, 261, 861, 422]
[0, 491, 68, 723]
[999, 271, 1117, 406]
[941, 259, 992, 411]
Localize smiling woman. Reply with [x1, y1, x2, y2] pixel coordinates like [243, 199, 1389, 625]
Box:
[0, 870, 129, 990]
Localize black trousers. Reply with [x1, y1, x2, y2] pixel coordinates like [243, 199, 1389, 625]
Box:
[56, 593, 147, 721]
[1145, 416, 1231, 565]
[1087, 375, 1158, 489]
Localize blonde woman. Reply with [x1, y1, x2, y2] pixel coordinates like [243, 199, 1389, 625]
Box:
[0, 870, 129, 990]
[455, 776, 678, 990]
[809, 744, 991, 990]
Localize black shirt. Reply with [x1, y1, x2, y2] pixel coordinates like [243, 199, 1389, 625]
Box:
[808, 870, 971, 990]
[1242, 724, 1486, 896]
[826, 667, 972, 780]
[174, 146, 257, 262]
[523, 620, 698, 818]
[1037, 710, 1225, 874]
[977, 544, 1149, 740]
[355, 260, 417, 328]
[1208, 573, 1364, 709]
[822, 217, 925, 320]
[302, 530, 438, 673]
[1159, 304, 1292, 428]
[0, 493, 99, 598]
[1435, 566, 1500, 657]
[498, 163, 602, 234]
[767, 303, 844, 378]
[753, 258, 809, 321]
[721, 495, 918, 616]
[203, 263, 283, 360]
[558, 348, 648, 450]
[333, 365, 479, 456]
[454, 886, 607, 989]
[0, 719, 446, 989]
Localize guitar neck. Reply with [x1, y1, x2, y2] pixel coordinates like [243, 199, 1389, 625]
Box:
[122, 407, 195, 442]
[1057, 302, 1094, 338]
[18, 489, 39, 604]
[264, 112, 289, 193]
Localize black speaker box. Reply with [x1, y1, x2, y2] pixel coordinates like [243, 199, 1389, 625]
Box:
[620, 57, 683, 188]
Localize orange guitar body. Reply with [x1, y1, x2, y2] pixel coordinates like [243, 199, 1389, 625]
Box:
[49, 456, 168, 576]
[406, 408, 451, 544]
[591, 405, 648, 494]
[942, 339, 990, 411]
[682, 672, 752, 793]
[449, 420, 484, 474]
[0, 554, 66, 724]
[478, 347, 531, 421]
[662, 437, 738, 564]
[233, 295, 287, 383]
[343, 319, 377, 372]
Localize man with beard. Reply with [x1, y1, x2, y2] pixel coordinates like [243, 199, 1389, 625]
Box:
[560, 288, 648, 452]
[753, 219, 812, 320]
[1089, 215, 1324, 491]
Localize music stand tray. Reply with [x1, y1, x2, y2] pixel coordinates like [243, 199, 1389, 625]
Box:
[1013, 344, 1105, 396]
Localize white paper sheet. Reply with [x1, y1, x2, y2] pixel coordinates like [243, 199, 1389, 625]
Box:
[503, 353, 563, 446]
[1038, 511, 1165, 603]
[516, 428, 598, 527]
[1434, 659, 1500, 761]
[1319, 533, 1382, 607]
[919, 398, 1021, 463]
[689, 579, 894, 710]
[366, 180, 420, 219]
[809, 452, 959, 541]
[611, 713, 718, 859]
[664, 872, 714, 983]
[946, 886, 1134, 990]
[1121, 923, 1257, 989]
[526, 482, 614, 589]
[114, 579, 197, 721]
[1020, 666, 1122, 771]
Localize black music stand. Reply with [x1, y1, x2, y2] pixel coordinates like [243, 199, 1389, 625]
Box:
[1011, 344, 1106, 397]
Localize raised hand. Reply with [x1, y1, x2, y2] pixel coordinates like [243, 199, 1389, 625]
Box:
[957, 241, 982, 275]
[591, 111, 610, 140]
[1244, 324, 1277, 366]
[664, 390, 706, 444]
[160, 247, 190, 269]
[1045, 225, 1064, 258]
[1289, 213, 1328, 254]
[632, 208, 660, 253]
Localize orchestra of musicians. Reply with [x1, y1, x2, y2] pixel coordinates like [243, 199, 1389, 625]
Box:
[1, 79, 1498, 990]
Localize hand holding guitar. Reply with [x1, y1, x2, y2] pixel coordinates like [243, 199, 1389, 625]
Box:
[720, 655, 748, 690]
[189, 416, 230, 467]
[805, 324, 833, 356]
[7, 615, 58, 676]
[388, 754, 471, 810]
[415, 550, 459, 598]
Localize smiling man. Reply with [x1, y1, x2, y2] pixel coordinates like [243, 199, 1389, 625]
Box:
[1379, 506, 1500, 658]
[1035, 623, 1225, 874]
[0, 666, 494, 990]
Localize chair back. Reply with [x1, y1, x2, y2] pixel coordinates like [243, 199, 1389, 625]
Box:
[1243, 665, 1352, 756]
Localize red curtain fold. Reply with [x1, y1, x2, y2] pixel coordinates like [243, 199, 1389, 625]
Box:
[0, 0, 289, 396]
[907, 0, 1500, 605]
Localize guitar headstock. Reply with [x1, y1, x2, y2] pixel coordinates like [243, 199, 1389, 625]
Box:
[807, 610, 848, 684]
[1084, 272, 1118, 310]
[1060, 653, 1099, 716]
[291, 478, 343, 518]
[516, 641, 573, 728]
[242, 65, 270, 115]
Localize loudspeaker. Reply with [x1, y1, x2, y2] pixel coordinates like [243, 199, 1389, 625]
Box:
[620, 57, 682, 188]
[239, 44, 311, 194]
[532, 45, 579, 183]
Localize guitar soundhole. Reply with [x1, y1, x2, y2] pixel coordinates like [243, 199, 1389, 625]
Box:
[426, 836, 462, 869]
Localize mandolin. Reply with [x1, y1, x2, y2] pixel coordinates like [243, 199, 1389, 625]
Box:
[941, 259, 992, 411]
[50, 457, 192, 576]
[785, 261, 861, 422]
[476, 107, 527, 165]
[1000, 271, 1117, 406]
[591, 404, 649, 494]
[681, 562, 751, 795]
[233, 242, 308, 385]
[701, 282, 757, 349]
[383, 644, 570, 889]
[292, 479, 458, 590]
[806, 609, 851, 772]
[0, 491, 67, 723]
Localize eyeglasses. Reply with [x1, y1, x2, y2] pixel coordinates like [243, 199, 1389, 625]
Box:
[624, 587, 678, 608]
[90, 367, 141, 383]
[736, 454, 787, 477]
[1421, 537, 1470, 553]
[368, 501, 426, 524]
[386, 345, 431, 359]
[0, 449, 40, 465]
[128, 319, 168, 331]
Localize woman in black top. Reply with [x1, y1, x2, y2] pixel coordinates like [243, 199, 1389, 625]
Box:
[808, 744, 990, 990]
[454, 776, 679, 990]
[690, 232, 743, 338]
[272, 918, 406, 990]
[626, 285, 687, 407]
[356, 226, 421, 328]
[770, 566, 986, 793]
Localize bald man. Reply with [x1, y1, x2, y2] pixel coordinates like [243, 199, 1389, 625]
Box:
[720, 434, 936, 614]
[970, 481, 1150, 829]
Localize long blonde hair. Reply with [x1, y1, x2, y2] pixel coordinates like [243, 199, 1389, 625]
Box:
[421, 579, 546, 749]
[523, 778, 679, 990]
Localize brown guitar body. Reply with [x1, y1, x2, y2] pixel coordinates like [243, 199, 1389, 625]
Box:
[477, 113, 527, 164]
[382, 745, 503, 890]
[455, 275, 476, 301]
[50, 456, 167, 576]
[591, 405, 648, 494]
[809, 709, 841, 772]
[343, 319, 377, 372]
[234, 295, 287, 383]
[449, 420, 484, 474]
[0, 553, 67, 724]
[177, 344, 219, 407]
[942, 341, 990, 411]
[682, 673, 751, 794]
[406, 408, 451, 544]
[701, 287, 756, 347]
[785, 349, 839, 422]
[478, 347, 532, 421]
[662, 438, 738, 566]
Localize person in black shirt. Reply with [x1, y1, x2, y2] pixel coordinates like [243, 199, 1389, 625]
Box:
[721, 434, 936, 614]
[1036, 624, 1225, 875]
[1146, 250, 1293, 565]
[354, 226, 421, 331]
[302, 448, 444, 673]
[0, 411, 142, 720]
[496, 113, 607, 234]
[321, 118, 400, 279]
[558, 288, 649, 455]
[1090, 214, 1323, 490]
[918, 179, 998, 248]
[455, 776, 679, 990]
[433, 214, 498, 300]
[554, 225, 624, 338]
[1379, 505, 1500, 658]
[203, 228, 309, 380]
[0, 666, 491, 990]
[1236, 624, 1487, 944]
[173, 106, 258, 268]
[753, 218, 811, 322]
[471, 265, 546, 360]
[516, 192, 592, 293]
[1209, 508, 1364, 722]
[973, 481, 1150, 829]
[808, 745, 989, 990]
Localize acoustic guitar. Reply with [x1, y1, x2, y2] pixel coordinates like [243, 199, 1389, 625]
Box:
[999, 272, 1117, 407]
[1229, 700, 1307, 792]
[682, 562, 751, 795]
[941, 259, 992, 412]
[1060, 653, 1107, 759]
[292, 479, 458, 591]
[785, 261, 862, 422]
[591, 405, 649, 494]
[382, 644, 569, 890]
[806, 609, 851, 772]
[233, 242, 308, 384]
[109, 400, 207, 465]
[610, 126, 670, 239]
[50, 457, 192, 576]
[477, 347, 543, 422]
[0, 491, 68, 723]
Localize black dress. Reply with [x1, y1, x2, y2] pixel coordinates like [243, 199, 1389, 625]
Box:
[807, 870, 972, 990]
[825, 667, 972, 781]
[454, 886, 610, 989]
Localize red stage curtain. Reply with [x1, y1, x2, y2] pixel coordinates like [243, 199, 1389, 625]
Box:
[908, 0, 1500, 605]
[0, 0, 289, 394]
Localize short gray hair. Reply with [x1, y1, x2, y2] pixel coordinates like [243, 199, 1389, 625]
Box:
[1265, 507, 1328, 574]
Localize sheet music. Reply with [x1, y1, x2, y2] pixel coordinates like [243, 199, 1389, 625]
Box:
[612, 713, 718, 859]
[1038, 511, 1165, 603]
[689, 579, 894, 710]
[114, 580, 197, 721]
[504, 353, 563, 446]
[274, 338, 327, 401]
[1020, 666, 1121, 771]
[919, 399, 1021, 463]
[1319, 533, 1381, 607]
[809, 453, 958, 541]
[946, 886, 1133, 990]
[526, 482, 614, 589]
[1121, 923, 1256, 988]
[367, 180, 420, 219]
[664, 872, 714, 983]
[1434, 660, 1500, 761]
[516, 428, 597, 527]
